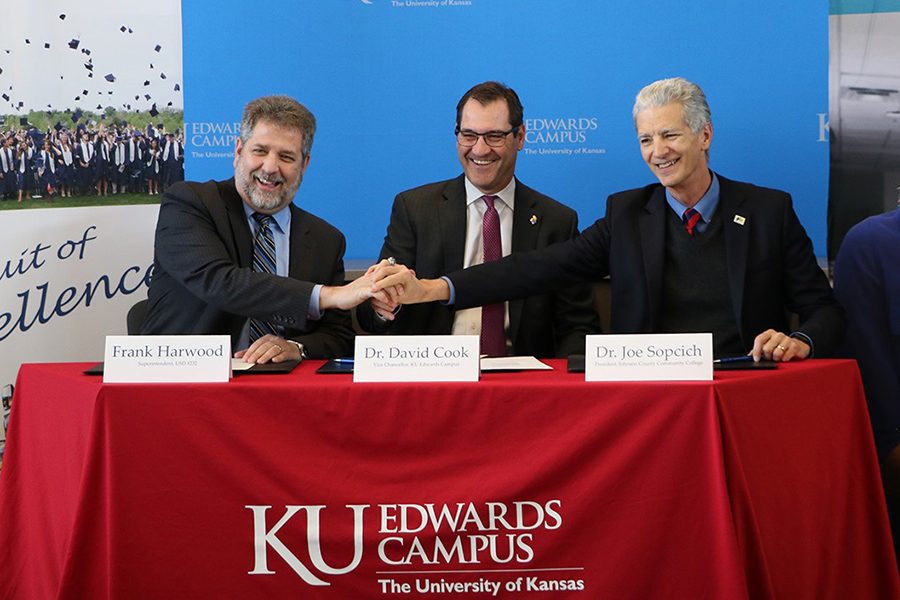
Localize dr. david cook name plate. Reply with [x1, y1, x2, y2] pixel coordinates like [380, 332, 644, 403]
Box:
[353, 335, 479, 382]
[585, 333, 713, 381]
[103, 335, 231, 383]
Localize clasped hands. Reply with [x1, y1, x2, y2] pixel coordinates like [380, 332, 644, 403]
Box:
[321, 257, 443, 321]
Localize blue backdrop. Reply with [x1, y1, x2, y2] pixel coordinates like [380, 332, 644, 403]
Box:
[183, 1, 828, 259]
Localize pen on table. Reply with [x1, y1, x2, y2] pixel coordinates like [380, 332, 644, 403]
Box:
[332, 358, 354, 364]
[713, 355, 754, 364]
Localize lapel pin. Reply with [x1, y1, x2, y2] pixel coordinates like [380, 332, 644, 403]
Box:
[733, 215, 746, 226]
[529, 214, 538, 225]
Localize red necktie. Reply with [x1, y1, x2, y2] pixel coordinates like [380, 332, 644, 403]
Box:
[480, 196, 506, 356]
[683, 207, 701, 236]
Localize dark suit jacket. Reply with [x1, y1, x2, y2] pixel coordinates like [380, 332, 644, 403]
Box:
[141, 179, 354, 358]
[449, 175, 845, 356]
[356, 175, 600, 357]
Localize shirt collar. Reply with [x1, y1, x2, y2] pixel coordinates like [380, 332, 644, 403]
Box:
[464, 176, 516, 211]
[242, 201, 292, 234]
[665, 170, 720, 222]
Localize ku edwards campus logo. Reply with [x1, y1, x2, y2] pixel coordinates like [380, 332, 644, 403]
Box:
[361, 0, 476, 7]
[186, 121, 241, 159]
[246, 500, 586, 594]
[817, 113, 829, 142]
[523, 116, 606, 157]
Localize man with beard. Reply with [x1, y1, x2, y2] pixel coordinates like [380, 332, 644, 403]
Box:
[142, 95, 385, 363]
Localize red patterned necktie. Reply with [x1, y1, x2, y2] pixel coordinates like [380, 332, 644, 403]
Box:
[683, 207, 701, 236]
[480, 195, 506, 356]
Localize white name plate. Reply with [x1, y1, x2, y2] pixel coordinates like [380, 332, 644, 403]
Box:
[585, 333, 713, 381]
[353, 335, 479, 383]
[103, 335, 231, 383]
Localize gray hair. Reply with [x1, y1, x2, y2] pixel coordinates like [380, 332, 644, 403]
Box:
[633, 77, 711, 134]
[240, 95, 316, 158]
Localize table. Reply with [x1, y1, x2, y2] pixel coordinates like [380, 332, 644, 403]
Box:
[1, 360, 897, 599]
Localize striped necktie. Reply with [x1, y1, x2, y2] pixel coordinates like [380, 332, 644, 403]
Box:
[682, 207, 701, 236]
[248, 213, 280, 342]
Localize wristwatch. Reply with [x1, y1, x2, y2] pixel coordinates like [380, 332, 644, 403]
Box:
[286, 340, 307, 359]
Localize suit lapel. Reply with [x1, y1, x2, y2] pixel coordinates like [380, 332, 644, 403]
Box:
[509, 181, 541, 343]
[718, 176, 750, 331]
[439, 176, 468, 272]
[639, 187, 667, 329]
[288, 206, 314, 280]
[222, 180, 254, 268]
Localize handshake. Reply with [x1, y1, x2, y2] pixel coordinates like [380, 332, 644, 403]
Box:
[319, 257, 450, 319]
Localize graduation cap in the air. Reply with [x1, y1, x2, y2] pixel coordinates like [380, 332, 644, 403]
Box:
[149, 105, 159, 117]
[44, 43, 50, 49]
[84, 62, 93, 71]
[96, 104, 102, 110]
[160, 73, 167, 80]
[25, 39, 30, 44]
[75, 96, 81, 101]
[54, 122, 63, 131]
[19, 117, 27, 126]
[82, 89, 88, 95]
[88, 73, 93, 78]
[82, 48, 91, 56]
[72, 108, 83, 123]
[134, 95, 139, 101]
[59, 14, 66, 20]
[143, 80, 150, 86]
[68, 38, 80, 49]
[174, 83, 181, 92]
[120, 26, 127, 32]
[16, 101, 23, 109]
[1, 94, 8, 102]
[144, 94, 151, 101]
[0, 68, 3, 76]
[105, 73, 116, 83]
[167, 101, 173, 107]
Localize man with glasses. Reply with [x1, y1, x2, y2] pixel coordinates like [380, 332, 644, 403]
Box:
[357, 81, 599, 357]
[372, 77, 844, 361]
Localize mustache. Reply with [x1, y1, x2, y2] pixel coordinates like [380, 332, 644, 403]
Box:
[253, 170, 284, 185]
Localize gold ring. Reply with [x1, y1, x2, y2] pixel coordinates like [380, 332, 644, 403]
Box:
[776, 344, 787, 351]
[387, 256, 397, 266]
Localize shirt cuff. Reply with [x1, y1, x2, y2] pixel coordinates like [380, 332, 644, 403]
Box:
[309, 284, 323, 321]
[441, 276, 456, 305]
[790, 331, 814, 357]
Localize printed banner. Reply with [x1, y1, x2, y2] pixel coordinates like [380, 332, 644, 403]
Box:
[184, 0, 829, 259]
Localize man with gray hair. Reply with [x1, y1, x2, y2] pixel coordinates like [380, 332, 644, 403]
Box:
[373, 77, 845, 360]
[143, 95, 386, 362]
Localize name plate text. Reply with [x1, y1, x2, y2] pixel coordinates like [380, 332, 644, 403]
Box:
[353, 335, 479, 382]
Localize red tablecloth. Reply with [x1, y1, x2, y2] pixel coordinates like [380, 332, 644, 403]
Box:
[0, 360, 897, 599]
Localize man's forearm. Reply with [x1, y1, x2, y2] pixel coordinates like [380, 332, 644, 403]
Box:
[417, 278, 451, 303]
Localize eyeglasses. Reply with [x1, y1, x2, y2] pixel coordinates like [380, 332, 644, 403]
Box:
[455, 127, 517, 148]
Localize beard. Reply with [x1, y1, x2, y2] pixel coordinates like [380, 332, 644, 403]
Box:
[236, 165, 302, 212]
